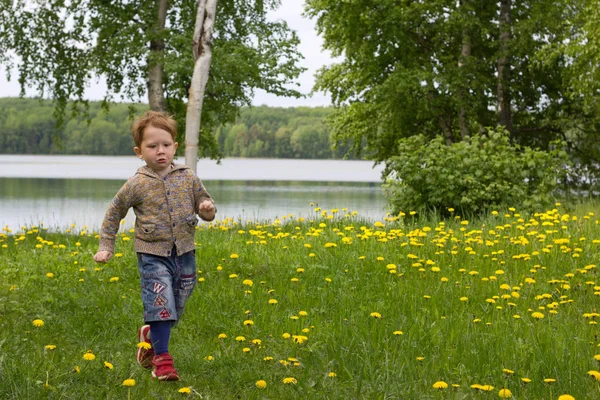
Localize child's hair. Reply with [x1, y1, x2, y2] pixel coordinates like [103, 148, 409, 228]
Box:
[131, 111, 177, 147]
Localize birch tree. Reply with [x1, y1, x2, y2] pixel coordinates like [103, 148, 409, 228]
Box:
[185, 0, 217, 171]
[0, 0, 304, 159]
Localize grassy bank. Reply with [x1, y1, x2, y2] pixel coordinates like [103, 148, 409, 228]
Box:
[2, 205, 600, 399]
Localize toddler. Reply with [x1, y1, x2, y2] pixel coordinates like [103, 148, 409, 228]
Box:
[94, 110, 215, 381]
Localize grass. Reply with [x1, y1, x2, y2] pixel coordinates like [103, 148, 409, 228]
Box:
[2, 205, 600, 399]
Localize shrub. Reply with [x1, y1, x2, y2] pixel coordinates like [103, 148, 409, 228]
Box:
[383, 129, 569, 216]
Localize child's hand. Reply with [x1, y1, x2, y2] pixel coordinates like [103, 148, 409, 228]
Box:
[94, 251, 113, 263]
[198, 200, 216, 221]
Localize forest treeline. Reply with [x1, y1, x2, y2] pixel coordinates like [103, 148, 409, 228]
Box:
[0, 98, 354, 159]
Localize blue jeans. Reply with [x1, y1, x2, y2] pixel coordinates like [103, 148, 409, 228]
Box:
[136, 249, 196, 324]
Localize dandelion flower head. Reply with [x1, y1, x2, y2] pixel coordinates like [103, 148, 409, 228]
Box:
[255, 380, 267, 389]
[122, 378, 135, 387]
[432, 381, 448, 389]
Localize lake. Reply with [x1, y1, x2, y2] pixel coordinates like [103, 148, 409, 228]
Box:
[0, 155, 389, 231]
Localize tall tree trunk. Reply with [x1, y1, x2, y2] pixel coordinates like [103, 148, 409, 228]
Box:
[147, 0, 168, 111]
[426, 86, 454, 145]
[497, 0, 512, 132]
[458, 20, 472, 140]
[185, 0, 218, 171]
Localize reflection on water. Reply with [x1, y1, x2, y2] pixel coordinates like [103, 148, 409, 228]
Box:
[0, 178, 388, 231]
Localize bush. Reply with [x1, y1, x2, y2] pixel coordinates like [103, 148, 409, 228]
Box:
[383, 129, 569, 216]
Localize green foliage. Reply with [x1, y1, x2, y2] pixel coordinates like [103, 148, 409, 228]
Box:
[305, 0, 600, 187]
[0, 98, 145, 155]
[218, 106, 342, 158]
[384, 129, 570, 215]
[0, 0, 305, 159]
[0, 98, 354, 159]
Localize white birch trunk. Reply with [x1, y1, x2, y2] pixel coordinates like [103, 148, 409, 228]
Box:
[185, 0, 218, 172]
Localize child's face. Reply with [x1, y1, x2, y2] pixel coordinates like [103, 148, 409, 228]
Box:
[134, 125, 178, 176]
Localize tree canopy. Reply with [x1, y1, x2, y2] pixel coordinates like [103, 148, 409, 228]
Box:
[305, 0, 600, 182]
[0, 0, 304, 159]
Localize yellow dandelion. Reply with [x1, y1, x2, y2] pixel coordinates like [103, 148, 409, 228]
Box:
[557, 395, 575, 400]
[218, 333, 227, 339]
[521, 378, 531, 383]
[432, 381, 448, 389]
[122, 378, 135, 387]
[292, 335, 308, 344]
[104, 361, 114, 369]
[243, 320, 254, 326]
[137, 342, 152, 350]
[46, 272, 54, 278]
[268, 299, 278, 305]
[230, 253, 239, 259]
[370, 312, 382, 319]
[531, 312, 545, 319]
[393, 330, 403, 335]
[588, 370, 600, 380]
[255, 380, 267, 389]
[178, 387, 191, 393]
[328, 372, 337, 377]
[83, 351, 96, 361]
[235, 336, 246, 342]
[45, 344, 56, 350]
[498, 388, 512, 398]
[544, 378, 556, 384]
[242, 279, 253, 287]
[282, 377, 298, 384]
[32, 319, 44, 327]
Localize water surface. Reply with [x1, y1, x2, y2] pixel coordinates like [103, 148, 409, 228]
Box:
[0, 156, 388, 231]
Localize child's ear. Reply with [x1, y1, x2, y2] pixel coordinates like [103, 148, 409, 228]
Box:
[174, 142, 179, 152]
[133, 147, 143, 159]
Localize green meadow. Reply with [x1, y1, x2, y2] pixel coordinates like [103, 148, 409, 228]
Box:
[2, 206, 600, 399]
